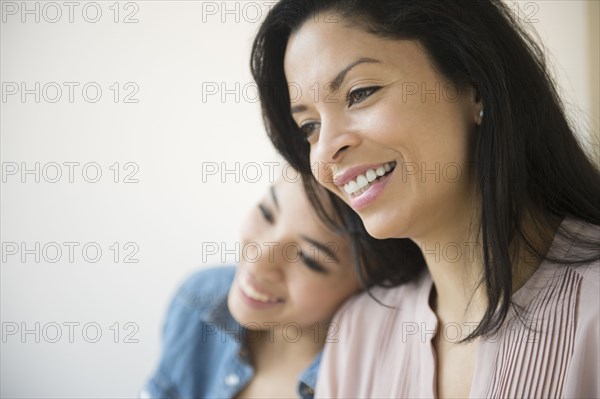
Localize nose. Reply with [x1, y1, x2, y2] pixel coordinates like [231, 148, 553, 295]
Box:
[310, 115, 362, 180]
[241, 240, 285, 283]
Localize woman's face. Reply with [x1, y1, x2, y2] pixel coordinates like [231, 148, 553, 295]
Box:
[284, 18, 482, 240]
[227, 178, 360, 330]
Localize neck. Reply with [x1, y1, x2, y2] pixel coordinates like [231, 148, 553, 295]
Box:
[416, 204, 559, 334]
[246, 321, 328, 371]
[416, 209, 487, 330]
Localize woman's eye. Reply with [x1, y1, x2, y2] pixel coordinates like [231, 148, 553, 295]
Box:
[299, 122, 320, 142]
[258, 204, 274, 224]
[299, 251, 327, 274]
[347, 86, 380, 107]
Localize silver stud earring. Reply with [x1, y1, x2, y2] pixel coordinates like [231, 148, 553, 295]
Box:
[479, 109, 484, 118]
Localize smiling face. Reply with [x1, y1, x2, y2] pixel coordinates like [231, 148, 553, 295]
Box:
[227, 178, 360, 330]
[284, 18, 483, 240]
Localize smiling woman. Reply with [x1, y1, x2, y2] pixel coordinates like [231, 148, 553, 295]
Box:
[251, 0, 600, 398]
[228, 178, 359, 333]
[141, 176, 361, 399]
[285, 33, 480, 241]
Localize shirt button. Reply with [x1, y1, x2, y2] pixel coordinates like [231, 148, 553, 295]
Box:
[224, 373, 240, 386]
[301, 385, 314, 396]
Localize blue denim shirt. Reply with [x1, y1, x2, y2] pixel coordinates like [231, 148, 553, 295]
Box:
[142, 266, 321, 399]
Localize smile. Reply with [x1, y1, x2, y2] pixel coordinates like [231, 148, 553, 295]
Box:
[332, 161, 397, 211]
[239, 275, 282, 304]
[342, 161, 396, 197]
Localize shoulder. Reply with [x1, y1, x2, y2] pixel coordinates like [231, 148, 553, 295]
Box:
[328, 270, 431, 345]
[159, 265, 237, 341]
[573, 260, 599, 291]
[557, 218, 600, 262]
[536, 218, 599, 337]
[573, 262, 599, 326]
[542, 218, 599, 318]
[173, 265, 237, 312]
[563, 219, 599, 315]
[335, 270, 431, 321]
[561, 222, 600, 397]
[316, 272, 432, 396]
[143, 266, 241, 398]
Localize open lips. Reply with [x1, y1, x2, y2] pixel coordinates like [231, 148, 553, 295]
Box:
[342, 161, 397, 197]
[239, 275, 283, 303]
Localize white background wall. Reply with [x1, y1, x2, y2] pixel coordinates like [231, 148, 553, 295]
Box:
[1, 1, 598, 397]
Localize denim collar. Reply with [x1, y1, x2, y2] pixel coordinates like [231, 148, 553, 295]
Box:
[206, 292, 244, 339]
[205, 292, 320, 396]
[297, 351, 321, 397]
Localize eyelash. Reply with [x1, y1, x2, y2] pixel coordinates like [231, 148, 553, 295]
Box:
[258, 204, 274, 224]
[299, 251, 327, 274]
[346, 86, 380, 107]
[258, 204, 326, 274]
[299, 122, 319, 140]
[297, 86, 381, 141]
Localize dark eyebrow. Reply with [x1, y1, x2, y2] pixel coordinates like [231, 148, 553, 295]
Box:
[291, 104, 307, 114]
[330, 57, 381, 92]
[270, 185, 279, 210]
[290, 57, 381, 114]
[300, 235, 340, 263]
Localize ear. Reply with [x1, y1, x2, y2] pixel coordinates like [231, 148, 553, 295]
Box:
[476, 106, 484, 125]
[470, 85, 484, 126]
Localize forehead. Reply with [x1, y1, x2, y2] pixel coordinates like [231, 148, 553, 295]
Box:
[273, 177, 307, 204]
[284, 19, 430, 86]
[274, 178, 338, 234]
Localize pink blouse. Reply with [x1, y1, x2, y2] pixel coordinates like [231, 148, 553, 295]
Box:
[316, 219, 599, 398]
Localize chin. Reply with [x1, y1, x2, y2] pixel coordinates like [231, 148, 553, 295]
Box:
[359, 210, 405, 239]
[363, 223, 396, 239]
[227, 290, 245, 324]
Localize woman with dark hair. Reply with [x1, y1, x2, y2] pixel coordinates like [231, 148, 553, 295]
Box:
[142, 177, 361, 398]
[251, 0, 600, 397]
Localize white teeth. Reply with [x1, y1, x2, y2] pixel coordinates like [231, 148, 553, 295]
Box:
[356, 175, 368, 189]
[345, 180, 360, 194]
[366, 169, 377, 182]
[342, 162, 396, 197]
[240, 277, 277, 303]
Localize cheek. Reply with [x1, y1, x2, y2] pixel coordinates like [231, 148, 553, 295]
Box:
[239, 212, 260, 243]
[373, 95, 471, 168]
[353, 94, 421, 158]
[310, 151, 337, 189]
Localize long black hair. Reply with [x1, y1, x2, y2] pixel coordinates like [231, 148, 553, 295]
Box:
[251, 0, 600, 339]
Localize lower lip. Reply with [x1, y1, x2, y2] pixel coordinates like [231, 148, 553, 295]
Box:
[347, 169, 394, 211]
[238, 283, 282, 310]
